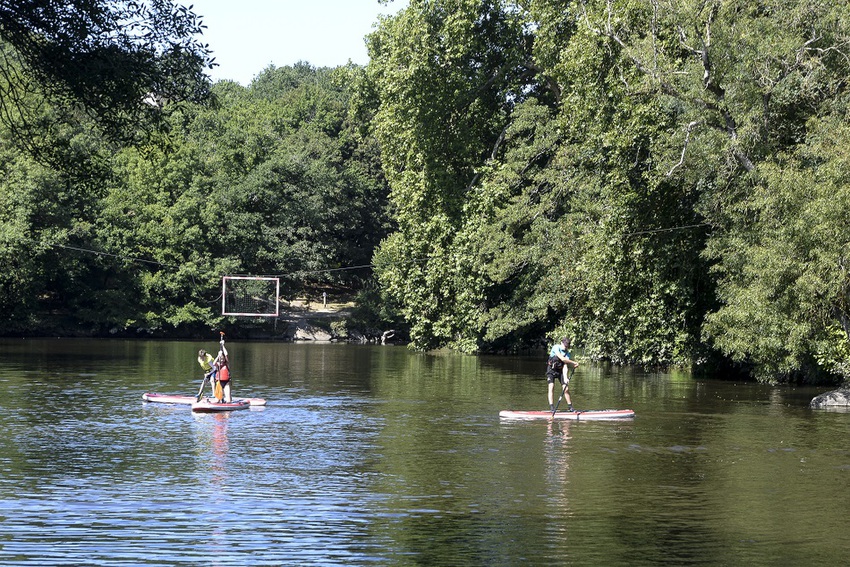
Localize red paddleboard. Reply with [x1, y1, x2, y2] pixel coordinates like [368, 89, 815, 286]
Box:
[191, 399, 250, 412]
[499, 409, 635, 421]
[142, 392, 267, 406]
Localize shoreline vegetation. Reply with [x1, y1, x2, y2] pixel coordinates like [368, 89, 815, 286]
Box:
[0, 297, 397, 344]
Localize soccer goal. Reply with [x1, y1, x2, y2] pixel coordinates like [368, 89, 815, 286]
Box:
[222, 276, 280, 317]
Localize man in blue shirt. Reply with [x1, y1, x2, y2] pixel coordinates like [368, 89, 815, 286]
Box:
[547, 337, 579, 411]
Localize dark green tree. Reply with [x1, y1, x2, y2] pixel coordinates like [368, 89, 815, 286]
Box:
[366, 0, 537, 351]
[0, 0, 214, 167]
[366, 0, 850, 382]
[93, 64, 391, 334]
[0, 131, 117, 334]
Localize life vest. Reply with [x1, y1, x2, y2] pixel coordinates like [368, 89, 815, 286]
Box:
[199, 353, 215, 372]
[547, 356, 564, 372]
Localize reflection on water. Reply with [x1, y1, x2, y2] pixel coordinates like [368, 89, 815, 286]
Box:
[0, 339, 848, 565]
[543, 419, 571, 487]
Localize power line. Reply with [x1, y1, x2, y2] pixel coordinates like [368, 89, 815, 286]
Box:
[46, 239, 377, 278]
[48, 242, 175, 268]
[42, 220, 712, 278]
[269, 263, 375, 278]
[624, 222, 710, 237]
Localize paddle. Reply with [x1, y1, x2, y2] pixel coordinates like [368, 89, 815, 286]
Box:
[196, 372, 210, 402]
[552, 366, 575, 416]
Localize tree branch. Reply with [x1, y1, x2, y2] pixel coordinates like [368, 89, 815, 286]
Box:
[582, 0, 755, 172]
[666, 120, 703, 177]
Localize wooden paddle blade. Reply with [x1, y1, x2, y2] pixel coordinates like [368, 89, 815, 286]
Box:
[214, 380, 223, 402]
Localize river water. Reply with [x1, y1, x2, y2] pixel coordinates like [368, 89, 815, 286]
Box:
[0, 338, 848, 566]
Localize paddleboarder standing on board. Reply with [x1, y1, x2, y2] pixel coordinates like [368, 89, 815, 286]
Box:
[198, 348, 218, 384]
[214, 340, 232, 403]
[547, 337, 579, 412]
[197, 333, 234, 403]
[197, 346, 223, 399]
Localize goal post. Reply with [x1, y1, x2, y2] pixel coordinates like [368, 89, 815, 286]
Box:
[222, 276, 280, 317]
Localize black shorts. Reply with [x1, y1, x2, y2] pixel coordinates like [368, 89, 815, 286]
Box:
[547, 369, 569, 385]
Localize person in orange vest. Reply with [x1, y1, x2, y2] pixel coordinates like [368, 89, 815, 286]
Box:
[213, 341, 232, 403]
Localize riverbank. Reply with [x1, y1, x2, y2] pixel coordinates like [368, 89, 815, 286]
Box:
[275, 298, 355, 341]
[2, 297, 403, 344]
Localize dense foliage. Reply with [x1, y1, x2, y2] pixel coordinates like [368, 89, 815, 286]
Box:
[365, 0, 850, 383]
[2, 0, 849, 384]
[0, 1, 214, 169]
[1, 63, 392, 336]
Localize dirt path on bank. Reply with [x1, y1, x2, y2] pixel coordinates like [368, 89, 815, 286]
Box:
[277, 298, 353, 323]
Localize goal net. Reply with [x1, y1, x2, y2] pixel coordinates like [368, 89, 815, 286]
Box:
[222, 276, 280, 317]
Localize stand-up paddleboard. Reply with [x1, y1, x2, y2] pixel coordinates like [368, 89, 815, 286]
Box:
[191, 398, 250, 412]
[500, 409, 635, 421]
[142, 392, 267, 406]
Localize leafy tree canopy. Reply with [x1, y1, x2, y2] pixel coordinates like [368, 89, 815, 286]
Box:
[365, 0, 850, 383]
[1, 62, 393, 338]
[0, 0, 214, 164]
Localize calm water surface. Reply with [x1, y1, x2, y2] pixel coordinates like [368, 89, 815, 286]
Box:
[0, 338, 848, 566]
